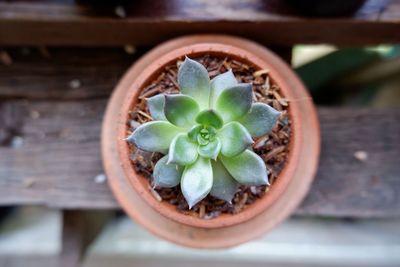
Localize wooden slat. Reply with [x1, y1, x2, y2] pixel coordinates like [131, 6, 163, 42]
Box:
[299, 108, 400, 218]
[0, 47, 138, 100]
[0, 0, 399, 46]
[0, 99, 399, 217]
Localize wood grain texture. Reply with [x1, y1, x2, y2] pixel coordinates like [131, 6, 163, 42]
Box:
[0, 0, 399, 46]
[0, 99, 399, 217]
[299, 108, 400, 218]
[0, 48, 138, 100]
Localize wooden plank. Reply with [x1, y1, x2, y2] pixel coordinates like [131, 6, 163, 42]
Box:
[0, 99, 399, 218]
[299, 108, 400, 218]
[60, 210, 114, 267]
[0, 47, 138, 100]
[0, 0, 399, 46]
[0, 99, 117, 208]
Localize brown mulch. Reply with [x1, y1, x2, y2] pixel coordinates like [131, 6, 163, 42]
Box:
[127, 54, 291, 219]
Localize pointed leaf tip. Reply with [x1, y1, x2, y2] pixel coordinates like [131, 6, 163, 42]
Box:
[220, 150, 269, 186]
[209, 70, 238, 108]
[127, 121, 183, 152]
[239, 103, 281, 137]
[177, 57, 211, 109]
[181, 157, 213, 208]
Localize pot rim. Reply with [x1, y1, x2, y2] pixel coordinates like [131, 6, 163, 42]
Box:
[102, 34, 320, 247]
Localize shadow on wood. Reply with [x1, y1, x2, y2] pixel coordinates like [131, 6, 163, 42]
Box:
[60, 210, 115, 267]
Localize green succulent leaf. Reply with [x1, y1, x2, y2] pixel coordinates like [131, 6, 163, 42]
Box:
[209, 70, 238, 108]
[238, 103, 281, 137]
[127, 121, 182, 152]
[181, 157, 213, 209]
[168, 133, 198, 165]
[187, 125, 202, 142]
[177, 57, 210, 109]
[220, 150, 269, 186]
[195, 109, 223, 129]
[218, 121, 254, 157]
[197, 137, 221, 160]
[215, 83, 253, 122]
[147, 94, 167, 121]
[164, 94, 200, 128]
[153, 155, 183, 188]
[210, 160, 239, 202]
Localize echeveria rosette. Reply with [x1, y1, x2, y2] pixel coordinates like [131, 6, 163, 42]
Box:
[127, 57, 281, 208]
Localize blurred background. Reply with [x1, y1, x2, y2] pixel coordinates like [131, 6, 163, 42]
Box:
[0, 0, 400, 266]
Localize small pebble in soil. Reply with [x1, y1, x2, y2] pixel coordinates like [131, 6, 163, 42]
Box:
[69, 79, 81, 89]
[94, 174, 107, 184]
[354, 150, 368, 162]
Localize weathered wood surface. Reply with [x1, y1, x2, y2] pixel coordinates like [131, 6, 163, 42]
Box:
[0, 48, 139, 100]
[0, 48, 399, 218]
[0, 0, 399, 46]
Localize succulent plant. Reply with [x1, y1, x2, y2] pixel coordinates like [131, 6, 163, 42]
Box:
[127, 57, 281, 208]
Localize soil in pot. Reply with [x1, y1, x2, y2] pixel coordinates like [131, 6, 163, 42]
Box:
[126, 54, 292, 220]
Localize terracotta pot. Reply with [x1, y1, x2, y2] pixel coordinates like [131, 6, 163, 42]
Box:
[102, 35, 320, 248]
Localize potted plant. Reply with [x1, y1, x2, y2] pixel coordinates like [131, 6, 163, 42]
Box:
[102, 35, 320, 248]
